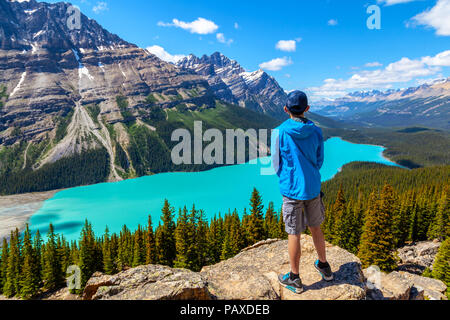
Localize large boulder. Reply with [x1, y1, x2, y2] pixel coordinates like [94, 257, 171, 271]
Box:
[362, 268, 447, 300]
[201, 236, 366, 300]
[397, 271, 447, 300]
[82, 265, 212, 300]
[397, 241, 441, 274]
[363, 269, 413, 300]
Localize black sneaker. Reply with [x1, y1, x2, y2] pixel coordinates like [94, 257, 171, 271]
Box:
[278, 272, 304, 294]
[314, 260, 334, 281]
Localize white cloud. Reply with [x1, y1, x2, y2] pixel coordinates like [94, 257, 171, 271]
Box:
[216, 33, 233, 45]
[234, 22, 239, 29]
[308, 50, 450, 98]
[146, 45, 186, 64]
[365, 61, 383, 67]
[157, 17, 218, 35]
[328, 19, 338, 26]
[377, 0, 418, 5]
[422, 50, 450, 66]
[259, 57, 293, 71]
[93, 1, 108, 14]
[275, 40, 297, 52]
[411, 0, 450, 36]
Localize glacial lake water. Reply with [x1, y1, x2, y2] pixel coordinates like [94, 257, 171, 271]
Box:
[29, 137, 400, 241]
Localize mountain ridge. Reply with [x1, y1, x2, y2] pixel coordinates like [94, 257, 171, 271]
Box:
[177, 52, 288, 119]
[315, 78, 450, 129]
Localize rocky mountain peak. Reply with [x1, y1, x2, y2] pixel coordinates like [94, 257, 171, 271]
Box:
[1, 0, 132, 51]
[177, 52, 287, 119]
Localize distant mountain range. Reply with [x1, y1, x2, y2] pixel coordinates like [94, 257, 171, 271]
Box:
[177, 53, 287, 119]
[315, 78, 450, 130]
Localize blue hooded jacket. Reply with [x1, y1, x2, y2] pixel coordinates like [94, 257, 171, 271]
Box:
[271, 118, 324, 201]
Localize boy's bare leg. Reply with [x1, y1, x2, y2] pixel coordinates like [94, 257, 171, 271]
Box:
[288, 234, 302, 274]
[309, 226, 327, 263]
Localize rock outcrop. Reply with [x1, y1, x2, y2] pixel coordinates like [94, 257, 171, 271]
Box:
[201, 237, 366, 300]
[397, 240, 441, 274]
[363, 268, 447, 300]
[83, 265, 211, 300]
[83, 236, 367, 300]
[397, 271, 447, 300]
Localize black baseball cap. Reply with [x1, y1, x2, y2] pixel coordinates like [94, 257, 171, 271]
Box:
[286, 90, 309, 115]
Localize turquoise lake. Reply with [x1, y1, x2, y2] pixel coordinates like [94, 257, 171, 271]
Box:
[29, 137, 400, 241]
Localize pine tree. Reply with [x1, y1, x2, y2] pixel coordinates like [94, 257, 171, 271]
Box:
[33, 230, 43, 286]
[42, 224, 63, 291]
[428, 189, 449, 241]
[195, 209, 209, 270]
[118, 225, 132, 270]
[221, 211, 244, 260]
[393, 192, 413, 246]
[331, 187, 347, 245]
[432, 238, 449, 298]
[409, 204, 419, 242]
[206, 215, 222, 265]
[358, 187, 397, 272]
[0, 238, 9, 295]
[78, 220, 97, 288]
[132, 226, 144, 267]
[174, 207, 189, 269]
[145, 216, 157, 265]
[156, 200, 176, 266]
[3, 229, 22, 297]
[19, 225, 40, 299]
[348, 196, 364, 254]
[57, 235, 71, 277]
[276, 209, 287, 239]
[102, 227, 115, 275]
[247, 188, 265, 245]
[264, 202, 278, 239]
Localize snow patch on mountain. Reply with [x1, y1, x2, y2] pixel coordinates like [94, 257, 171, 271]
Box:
[10, 72, 27, 97]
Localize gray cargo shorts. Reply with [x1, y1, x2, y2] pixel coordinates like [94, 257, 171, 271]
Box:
[282, 195, 325, 235]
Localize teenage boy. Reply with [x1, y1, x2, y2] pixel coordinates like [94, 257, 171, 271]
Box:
[272, 90, 334, 294]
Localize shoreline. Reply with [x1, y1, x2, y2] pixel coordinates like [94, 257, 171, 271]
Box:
[0, 190, 60, 240]
[332, 136, 406, 168]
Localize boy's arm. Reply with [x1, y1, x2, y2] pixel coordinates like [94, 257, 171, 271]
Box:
[271, 129, 282, 176]
[317, 129, 325, 170]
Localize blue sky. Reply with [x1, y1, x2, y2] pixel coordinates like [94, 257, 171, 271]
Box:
[48, 0, 450, 101]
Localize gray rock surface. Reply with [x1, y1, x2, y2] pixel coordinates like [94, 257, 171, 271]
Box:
[83, 265, 212, 300]
[363, 269, 413, 300]
[201, 236, 367, 300]
[82, 236, 367, 300]
[362, 268, 447, 300]
[397, 241, 441, 274]
[398, 271, 447, 300]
